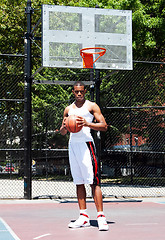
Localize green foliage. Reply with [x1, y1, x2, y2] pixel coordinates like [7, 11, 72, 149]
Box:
[0, 0, 26, 53]
[0, 0, 164, 58]
[0, 0, 164, 151]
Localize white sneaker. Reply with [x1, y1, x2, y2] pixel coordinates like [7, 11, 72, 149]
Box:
[97, 214, 109, 231]
[68, 213, 90, 228]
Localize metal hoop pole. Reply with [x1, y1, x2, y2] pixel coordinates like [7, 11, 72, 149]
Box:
[24, 0, 32, 200]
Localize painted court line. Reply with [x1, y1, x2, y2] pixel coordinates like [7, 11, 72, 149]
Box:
[33, 233, 51, 239]
[0, 217, 21, 240]
[126, 223, 158, 226]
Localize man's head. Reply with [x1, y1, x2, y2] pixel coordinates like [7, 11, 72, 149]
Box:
[73, 81, 86, 89]
[72, 81, 87, 102]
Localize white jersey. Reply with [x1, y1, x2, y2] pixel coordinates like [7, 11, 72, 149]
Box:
[68, 100, 94, 142]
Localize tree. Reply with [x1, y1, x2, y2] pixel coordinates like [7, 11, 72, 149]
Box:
[0, 0, 164, 58]
[100, 62, 165, 151]
[0, 0, 164, 151]
[52, 0, 165, 59]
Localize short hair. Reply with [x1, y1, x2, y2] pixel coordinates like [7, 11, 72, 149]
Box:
[73, 81, 85, 89]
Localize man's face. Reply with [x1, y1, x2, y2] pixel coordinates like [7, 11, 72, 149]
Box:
[72, 85, 86, 102]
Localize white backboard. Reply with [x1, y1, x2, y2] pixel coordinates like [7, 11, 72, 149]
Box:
[42, 5, 132, 70]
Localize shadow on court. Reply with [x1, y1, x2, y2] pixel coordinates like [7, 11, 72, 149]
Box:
[0, 198, 165, 240]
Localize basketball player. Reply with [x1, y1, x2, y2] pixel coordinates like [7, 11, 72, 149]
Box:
[60, 81, 109, 231]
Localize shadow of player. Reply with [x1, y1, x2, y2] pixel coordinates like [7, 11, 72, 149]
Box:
[90, 220, 115, 228]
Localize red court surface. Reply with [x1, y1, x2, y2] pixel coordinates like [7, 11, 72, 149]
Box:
[0, 198, 165, 240]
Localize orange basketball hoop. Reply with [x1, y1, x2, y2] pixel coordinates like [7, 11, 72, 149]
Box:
[80, 47, 106, 68]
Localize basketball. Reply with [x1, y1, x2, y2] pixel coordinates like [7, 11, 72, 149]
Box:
[65, 115, 82, 133]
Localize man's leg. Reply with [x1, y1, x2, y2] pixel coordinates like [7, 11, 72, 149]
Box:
[68, 184, 90, 228]
[91, 184, 103, 212]
[91, 184, 109, 231]
[76, 184, 87, 209]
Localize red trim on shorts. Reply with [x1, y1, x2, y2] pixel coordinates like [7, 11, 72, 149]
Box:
[88, 142, 99, 185]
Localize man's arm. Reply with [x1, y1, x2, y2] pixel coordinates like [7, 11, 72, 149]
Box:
[60, 107, 69, 135]
[77, 102, 108, 132]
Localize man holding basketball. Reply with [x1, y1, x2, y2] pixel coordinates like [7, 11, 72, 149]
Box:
[60, 81, 109, 231]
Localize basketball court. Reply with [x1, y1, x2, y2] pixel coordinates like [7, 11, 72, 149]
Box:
[0, 197, 165, 240]
[2, 3, 164, 240]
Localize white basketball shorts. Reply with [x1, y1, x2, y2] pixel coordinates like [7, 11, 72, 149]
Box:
[69, 141, 100, 185]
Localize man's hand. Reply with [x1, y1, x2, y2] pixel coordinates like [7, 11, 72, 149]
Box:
[76, 116, 88, 127]
[76, 114, 107, 132]
[60, 117, 68, 135]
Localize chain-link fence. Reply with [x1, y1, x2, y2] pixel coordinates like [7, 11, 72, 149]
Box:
[100, 62, 165, 197]
[0, 54, 24, 198]
[0, 53, 164, 198]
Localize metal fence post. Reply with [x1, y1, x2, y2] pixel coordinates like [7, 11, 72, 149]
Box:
[129, 79, 133, 183]
[24, 0, 32, 199]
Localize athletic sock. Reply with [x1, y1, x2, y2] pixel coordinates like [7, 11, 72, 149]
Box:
[97, 211, 105, 217]
[80, 209, 88, 217]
